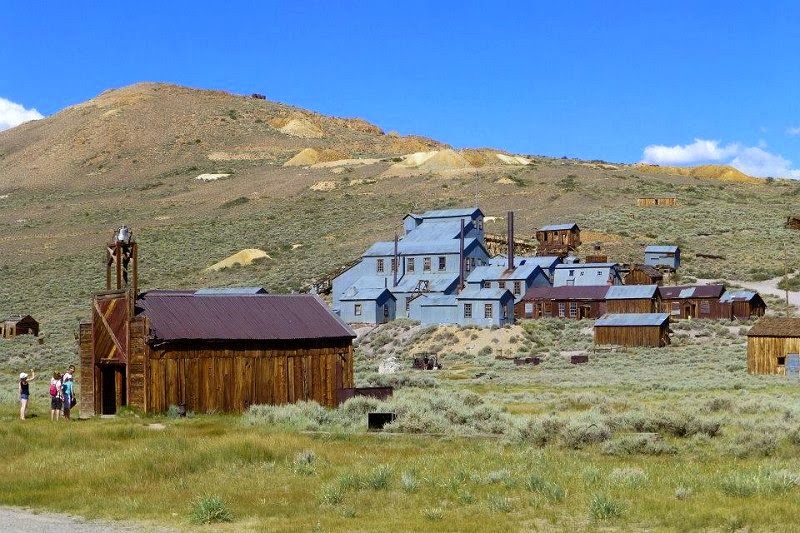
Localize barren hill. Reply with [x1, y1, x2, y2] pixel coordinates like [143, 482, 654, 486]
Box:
[0, 82, 446, 189]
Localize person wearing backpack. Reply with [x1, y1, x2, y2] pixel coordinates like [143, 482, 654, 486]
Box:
[50, 372, 63, 421]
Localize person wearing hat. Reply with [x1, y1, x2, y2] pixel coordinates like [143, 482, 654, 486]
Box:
[19, 369, 36, 420]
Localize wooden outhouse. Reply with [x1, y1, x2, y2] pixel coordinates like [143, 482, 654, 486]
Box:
[1, 315, 39, 338]
[747, 317, 800, 375]
[535, 223, 581, 257]
[79, 290, 356, 415]
[605, 285, 662, 314]
[515, 285, 609, 319]
[623, 264, 664, 286]
[719, 290, 766, 320]
[594, 313, 671, 347]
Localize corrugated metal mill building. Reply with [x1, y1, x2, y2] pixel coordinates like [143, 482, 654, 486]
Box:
[456, 288, 515, 327]
[594, 313, 671, 347]
[552, 263, 623, 287]
[746, 317, 800, 375]
[79, 289, 356, 415]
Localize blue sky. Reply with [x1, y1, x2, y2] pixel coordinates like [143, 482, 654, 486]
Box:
[2, 1, 799, 177]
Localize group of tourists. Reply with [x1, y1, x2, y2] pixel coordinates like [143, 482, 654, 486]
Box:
[18, 365, 76, 421]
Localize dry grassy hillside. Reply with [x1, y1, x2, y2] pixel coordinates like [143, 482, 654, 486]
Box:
[1, 82, 799, 367]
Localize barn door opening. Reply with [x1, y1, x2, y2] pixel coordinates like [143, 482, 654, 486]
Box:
[100, 365, 127, 415]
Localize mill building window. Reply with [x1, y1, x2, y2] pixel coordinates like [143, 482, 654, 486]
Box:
[484, 303, 493, 319]
[464, 303, 472, 318]
[376, 259, 384, 273]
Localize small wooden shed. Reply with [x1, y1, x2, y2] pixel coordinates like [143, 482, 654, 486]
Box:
[79, 289, 355, 415]
[637, 194, 677, 207]
[747, 317, 800, 375]
[594, 313, 671, 347]
[1, 315, 39, 338]
[605, 285, 662, 314]
[535, 223, 581, 257]
[719, 290, 767, 320]
[623, 264, 664, 286]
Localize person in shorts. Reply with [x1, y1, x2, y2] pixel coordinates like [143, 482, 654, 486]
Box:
[61, 374, 74, 420]
[50, 372, 63, 421]
[19, 369, 36, 420]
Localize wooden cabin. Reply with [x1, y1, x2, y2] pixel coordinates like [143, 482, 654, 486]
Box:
[787, 215, 800, 230]
[79, 290, 355, 415]
[719, 290, 766, 320]
[1, 315, 39, 338]
[623, 264, 664, 286]
[636, 194, 677, 207]
[605, 285, 662, 314]
[535, 223, 581, 257]
[747, 317, 800, 375]
[659, 284, 726, 319]
[515, 285, 608, 319]
[594, 313, 671, 347]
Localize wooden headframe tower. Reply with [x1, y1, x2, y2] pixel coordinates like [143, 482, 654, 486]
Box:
[106, 226, 138, 299]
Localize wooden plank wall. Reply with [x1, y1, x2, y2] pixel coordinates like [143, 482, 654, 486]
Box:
[128, 317, 148, 411]
[514, 299, 606, 319]
[146, 341, 353, 412]
[606, 299, 659, 314]
[78, 323, 94, 416]
[595, 325, 666, 347]
[747, 337, 800, 374]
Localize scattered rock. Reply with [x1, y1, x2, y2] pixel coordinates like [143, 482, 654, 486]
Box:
[195, 173, 231, 181]
[310, 181, 337, 191]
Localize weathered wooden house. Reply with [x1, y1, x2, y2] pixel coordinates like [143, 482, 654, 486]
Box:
[644, 245, 681, 270]
[787, 215, 800, 230]
[515, 285, 609, 319]
[746, 317, 800, 375]
[636, 194, 677, 207]
[623, 264, 664, 286]
[535, 223, 581, 257]
[1, 315, 39, 338]
[79, 290, 356, 415]
[605, 285, 662, 314]
[659, 284, 726, 319]
[719, 290, 766, 320]
[594, 313, 671, 347]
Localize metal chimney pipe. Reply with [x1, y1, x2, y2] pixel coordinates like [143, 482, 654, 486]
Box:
[507, 211, 514, 271]
[393, 233, 399, 287]
[459, 219, 465, 292]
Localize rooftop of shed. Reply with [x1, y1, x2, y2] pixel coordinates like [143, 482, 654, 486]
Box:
[135, 292, 355, 342]
[595, 313, 670, 327]
[521, 285, 610, 301]
[605, 285, 659, 300]
[645, 245, 679, 253]
[456, 287, 513, 301]
[539, 223, 579, 232]
[746, 317, 800, 338]
[467, 264, 542, 283]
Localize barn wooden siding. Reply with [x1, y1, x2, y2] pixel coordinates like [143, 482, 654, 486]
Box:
[606, 298, 660, 314]
[746, 318, 800, 375]
[623, 266, 663, 286]
[146, 340, 353, 412]
[514, 298, 606, 319]
[727, 300, 766, 320]
[594, 325, 668, 347]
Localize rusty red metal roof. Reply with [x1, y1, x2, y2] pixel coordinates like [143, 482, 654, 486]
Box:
[659, 284, 725, 299]
[135, 291, 355, 342]
[521, 285, 610, 301]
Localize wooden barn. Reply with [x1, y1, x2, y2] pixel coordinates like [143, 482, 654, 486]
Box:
[1, 315, 39, 338]
[747, 317, 800, 375]
[623, 264, 664, 286]
[79, 290, 356, 415]
[636, 194, 677, 207]
[535, 223, 581, 257]
[659, 284, 727, 319]
[594, 313, 671, 347]
[515, 285, 608, 319]
[787, 215, 800, 230]
[719, 290, 766, 320]
[605, 285, 662, 314]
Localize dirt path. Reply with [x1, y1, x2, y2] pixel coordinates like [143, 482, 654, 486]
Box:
[0, 507, 173, 532]
[696, 273, 800, 309]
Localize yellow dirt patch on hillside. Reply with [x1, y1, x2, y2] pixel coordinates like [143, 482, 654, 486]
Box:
[634, 163, 762, 184]
[310, 180, 337, 191]
[284, 148, 348, 167]
[409, 325, 526, 359]
[495, 153, 531, 165]
[276, 118, 324, 138]
[206, 249, 271, 271]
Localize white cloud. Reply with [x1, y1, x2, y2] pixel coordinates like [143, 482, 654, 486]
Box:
[641, 139, 740, 165]
[787, 126, 800, 136]
[641, 138, 800, 179]
[0, 97, 43, 131]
